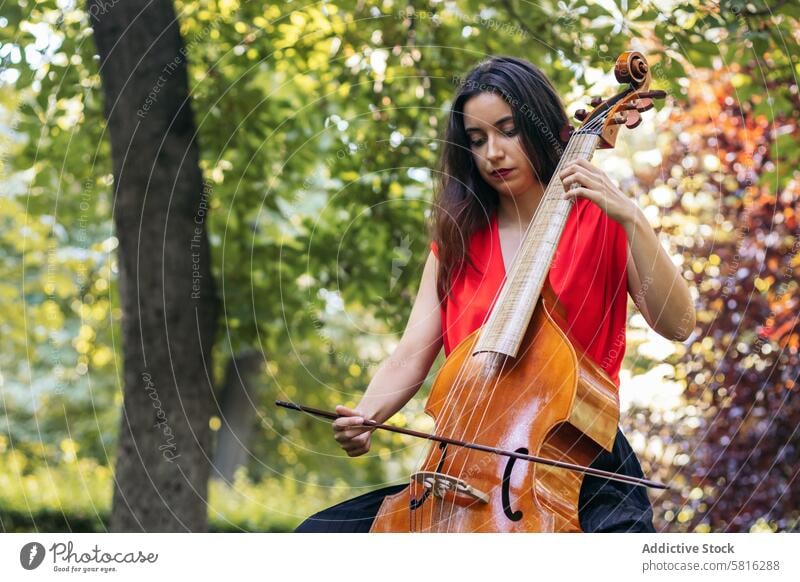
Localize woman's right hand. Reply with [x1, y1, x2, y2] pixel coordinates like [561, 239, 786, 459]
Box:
[332, 405, 373, 457]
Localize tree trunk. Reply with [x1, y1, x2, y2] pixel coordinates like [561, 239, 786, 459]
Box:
[88, 0, 218, 531]
[212, 351, 263, 483]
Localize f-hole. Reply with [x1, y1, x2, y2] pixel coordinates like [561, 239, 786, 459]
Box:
[410, 442, 447, 511]
[502, 447, 528, 522]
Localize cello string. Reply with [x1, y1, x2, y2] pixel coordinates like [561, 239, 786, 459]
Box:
[440, 113, 611, 530]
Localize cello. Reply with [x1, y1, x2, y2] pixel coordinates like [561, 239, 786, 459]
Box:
[278, 51, 669, 532]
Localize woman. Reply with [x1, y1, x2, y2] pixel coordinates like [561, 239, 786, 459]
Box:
[295, 56, 695, 533]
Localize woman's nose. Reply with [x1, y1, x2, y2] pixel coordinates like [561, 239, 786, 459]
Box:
[486, 135, 504, 161]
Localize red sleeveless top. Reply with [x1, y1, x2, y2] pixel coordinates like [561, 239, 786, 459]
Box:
[430, 197, 629, 387]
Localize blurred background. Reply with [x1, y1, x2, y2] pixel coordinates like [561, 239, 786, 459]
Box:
[0, 0, 798, 532]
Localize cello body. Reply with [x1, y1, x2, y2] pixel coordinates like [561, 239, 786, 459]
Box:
[370, 282, 620, 532]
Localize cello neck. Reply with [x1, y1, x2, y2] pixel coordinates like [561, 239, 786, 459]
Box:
[472, 133, 601, 359]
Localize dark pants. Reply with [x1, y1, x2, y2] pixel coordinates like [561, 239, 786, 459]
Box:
[295, 427, 656, 533]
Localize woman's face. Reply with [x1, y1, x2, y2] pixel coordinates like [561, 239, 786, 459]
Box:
[462, 91, 541, 198]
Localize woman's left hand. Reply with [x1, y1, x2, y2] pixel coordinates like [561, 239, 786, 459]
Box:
[558, 159, 638, 227]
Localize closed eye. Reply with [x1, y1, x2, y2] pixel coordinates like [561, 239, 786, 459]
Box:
[469, 128, 518, 147]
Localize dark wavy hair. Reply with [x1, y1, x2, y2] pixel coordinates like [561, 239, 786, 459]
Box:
[431, 56, 570, 302]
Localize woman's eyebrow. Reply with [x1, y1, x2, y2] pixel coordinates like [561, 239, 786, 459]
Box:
[465, 115, 514, 132]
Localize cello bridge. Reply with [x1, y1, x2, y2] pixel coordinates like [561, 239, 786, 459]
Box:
[411, 471, 489, 504]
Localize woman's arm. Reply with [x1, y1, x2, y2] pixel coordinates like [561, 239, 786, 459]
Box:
[333, 250, 443, 456]
[356, 249, 443, 423]
[559, 158, 696, 341]
[623, 210, 696, 341]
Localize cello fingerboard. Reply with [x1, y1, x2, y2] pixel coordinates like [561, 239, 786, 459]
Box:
[472, 133, 601, 358]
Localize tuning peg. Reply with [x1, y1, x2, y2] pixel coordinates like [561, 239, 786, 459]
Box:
[590, 96, 603, 108]
[625, 110, 642, 129]
[637, 90, 667, 100]
[633, 98, 654, 112]
[574, 109, 588, 121]
[559, 124, 575, 142]
[611, 113, 626, 125]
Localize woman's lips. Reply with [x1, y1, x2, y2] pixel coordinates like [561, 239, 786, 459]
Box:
[490, 168, 515, 179]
